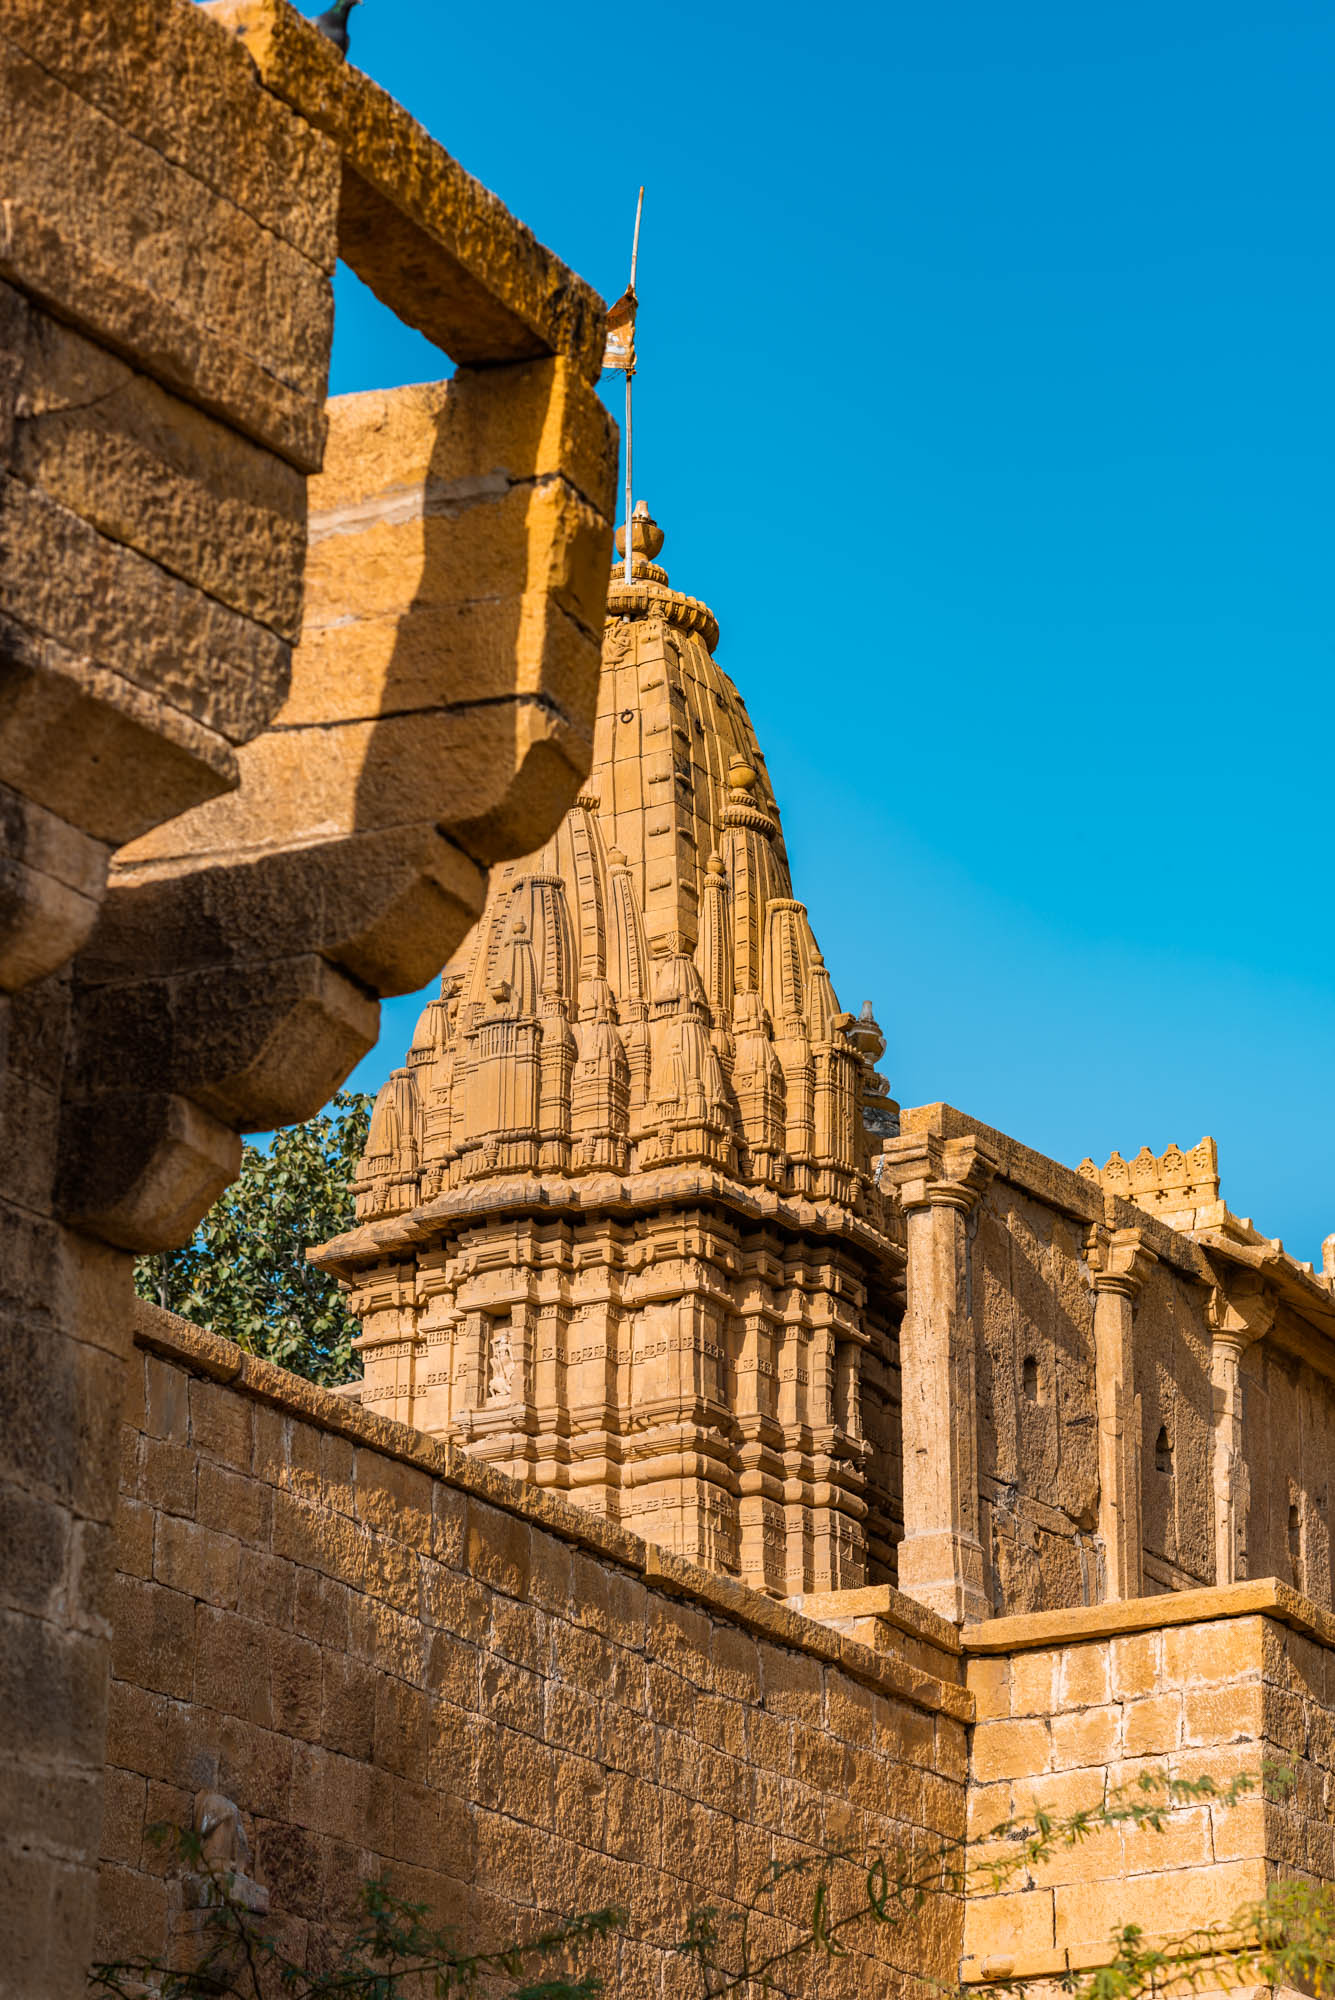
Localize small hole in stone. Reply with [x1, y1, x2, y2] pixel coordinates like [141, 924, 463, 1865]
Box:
[1155, 1426, 1173, 1474]
[1022, 1355, 1039, 1402]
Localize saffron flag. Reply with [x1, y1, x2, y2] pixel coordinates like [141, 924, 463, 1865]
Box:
[603, 286, 637, 372]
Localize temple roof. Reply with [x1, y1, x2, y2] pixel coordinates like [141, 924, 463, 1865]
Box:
[350, 505, 897, 1228]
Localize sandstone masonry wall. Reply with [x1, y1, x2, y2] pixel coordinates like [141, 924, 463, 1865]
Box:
[99, 1306, 970, 1999]
[961, 1587, 1335, 1986]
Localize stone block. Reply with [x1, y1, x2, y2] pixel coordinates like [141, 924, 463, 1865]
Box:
[372, 1674, 430, 1778]
[236, 1548, 295, 1626]
[140, 1435, 197, 1519]
[0, 608, 236, 848]
[967, 1655, 1010, 1720]
[154, 1514, 240, 1609]
[0, 473, 290, 747]
[189, 1376, 253, 1469]
[426, 1630, 481, 1711]
[1110, 1629, 1162, 1699]
[0, 787, 106, 992]
[1051, 1703, 1120, 1771]
[204, 0, 605, 377]
[0, 1479, 71, 1618]
[270, 1629, 323, 1740]
[1008, 1647, 1057, 1716]
[7, 295, 308, 639]
[108, 1575, 194, 1701]
[0, 32, 332, 393]
[354, 1449, 433, 1552]
[1181, 1681, 1265, 1745]
[198, 1464, 271, 1551]
[114, 1496, 155, 1581]
[971, 1717, 1051, 1784]
[57, 1089, 241, 1254]
[1058, 1641, 1110, 1709]
[963, 1886, 1055, 1961]
[98, 1765, 147, 1868]
[1122, 1691, 1182, 1758]
[465, 1500, 531, 1599]
[1052, 1857, 1265, 1951]
[320, 1653, 377, 1763]
[1163, 1617, 1262, 1688]
[193, 1604, 273, 1725]
[0, 193, 326, 470]
[1, 0, 339, 264]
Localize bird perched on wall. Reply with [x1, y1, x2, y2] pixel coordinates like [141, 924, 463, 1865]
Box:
[311, 0, 360, 57]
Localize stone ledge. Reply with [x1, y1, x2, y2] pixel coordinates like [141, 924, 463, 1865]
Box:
[961, 1577, 1335, 1656]
[204, 0, 605, 379]
[131, 1298, 973, 1722]
[315, 1161, 904, 1274]
[788, 1584, 962, 1658]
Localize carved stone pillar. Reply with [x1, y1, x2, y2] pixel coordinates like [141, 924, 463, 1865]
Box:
[880, 1134, 995, 1624]
[1207, 1271, 1275, 1584]
[1088, 1227, 1156, 1601]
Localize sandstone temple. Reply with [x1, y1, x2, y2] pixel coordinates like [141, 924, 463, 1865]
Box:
[5, 2, 1335, 1995]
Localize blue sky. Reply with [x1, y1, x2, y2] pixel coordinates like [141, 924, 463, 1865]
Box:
[330, 0, 1334, 1262]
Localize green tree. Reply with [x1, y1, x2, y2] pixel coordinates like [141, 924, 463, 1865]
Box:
[134, 1090, 371, 1387]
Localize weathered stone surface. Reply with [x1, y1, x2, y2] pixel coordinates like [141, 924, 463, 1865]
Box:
[67, 954, 378, 1132]
[204, 0, 606, 379]
[6, 296, 307, 639]
[0, 476, 291, 747]
[0, 196, 327, 471]
[0, 0, 340, 266]
[0, 6, 619, 1992]
[0, 786, 107, 989]
[89, 360, 615, 1035]
[57, 1091, 241, 1251]
[0, 30, 334, 402]
[100, 1312, 966, 1991]
[0, 610, 238, 847]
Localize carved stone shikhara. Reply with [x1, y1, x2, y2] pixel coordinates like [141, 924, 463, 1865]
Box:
[315, 510, 905, 1596]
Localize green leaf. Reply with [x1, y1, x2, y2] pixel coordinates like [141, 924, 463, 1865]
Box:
[134, 1090, 373, 1387]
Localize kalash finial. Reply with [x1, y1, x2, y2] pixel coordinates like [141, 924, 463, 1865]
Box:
[613, 500, 667, 581]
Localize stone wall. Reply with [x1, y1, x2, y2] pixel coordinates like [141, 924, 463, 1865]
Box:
[1241, 1318, 1335, 1601]
[886, 1107, 1237, 1622]
[961, 1586, 1335, 1985]
[98, 1306, 970, 1997]
[0, 2, 614, 1987]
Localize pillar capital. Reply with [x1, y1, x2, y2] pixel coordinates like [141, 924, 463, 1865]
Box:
[1087, 1225, 1157, 1300]
[880, 1132, 997, 1216]
[1207, 1268, 1276, 1351]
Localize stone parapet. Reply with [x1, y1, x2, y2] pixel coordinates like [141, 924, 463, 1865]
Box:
[100, 1303, 969, 1994]
[961, 1583, 1335, 1986]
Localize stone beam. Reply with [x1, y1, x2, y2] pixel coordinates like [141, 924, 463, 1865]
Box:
[204, 0, 607, 381]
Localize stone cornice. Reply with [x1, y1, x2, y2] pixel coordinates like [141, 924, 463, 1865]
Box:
[314, 1162, 906, 1278]
[604, 577, 720, 652]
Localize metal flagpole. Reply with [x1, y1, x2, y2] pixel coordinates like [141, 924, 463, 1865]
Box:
[624, 186, 644, 585]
